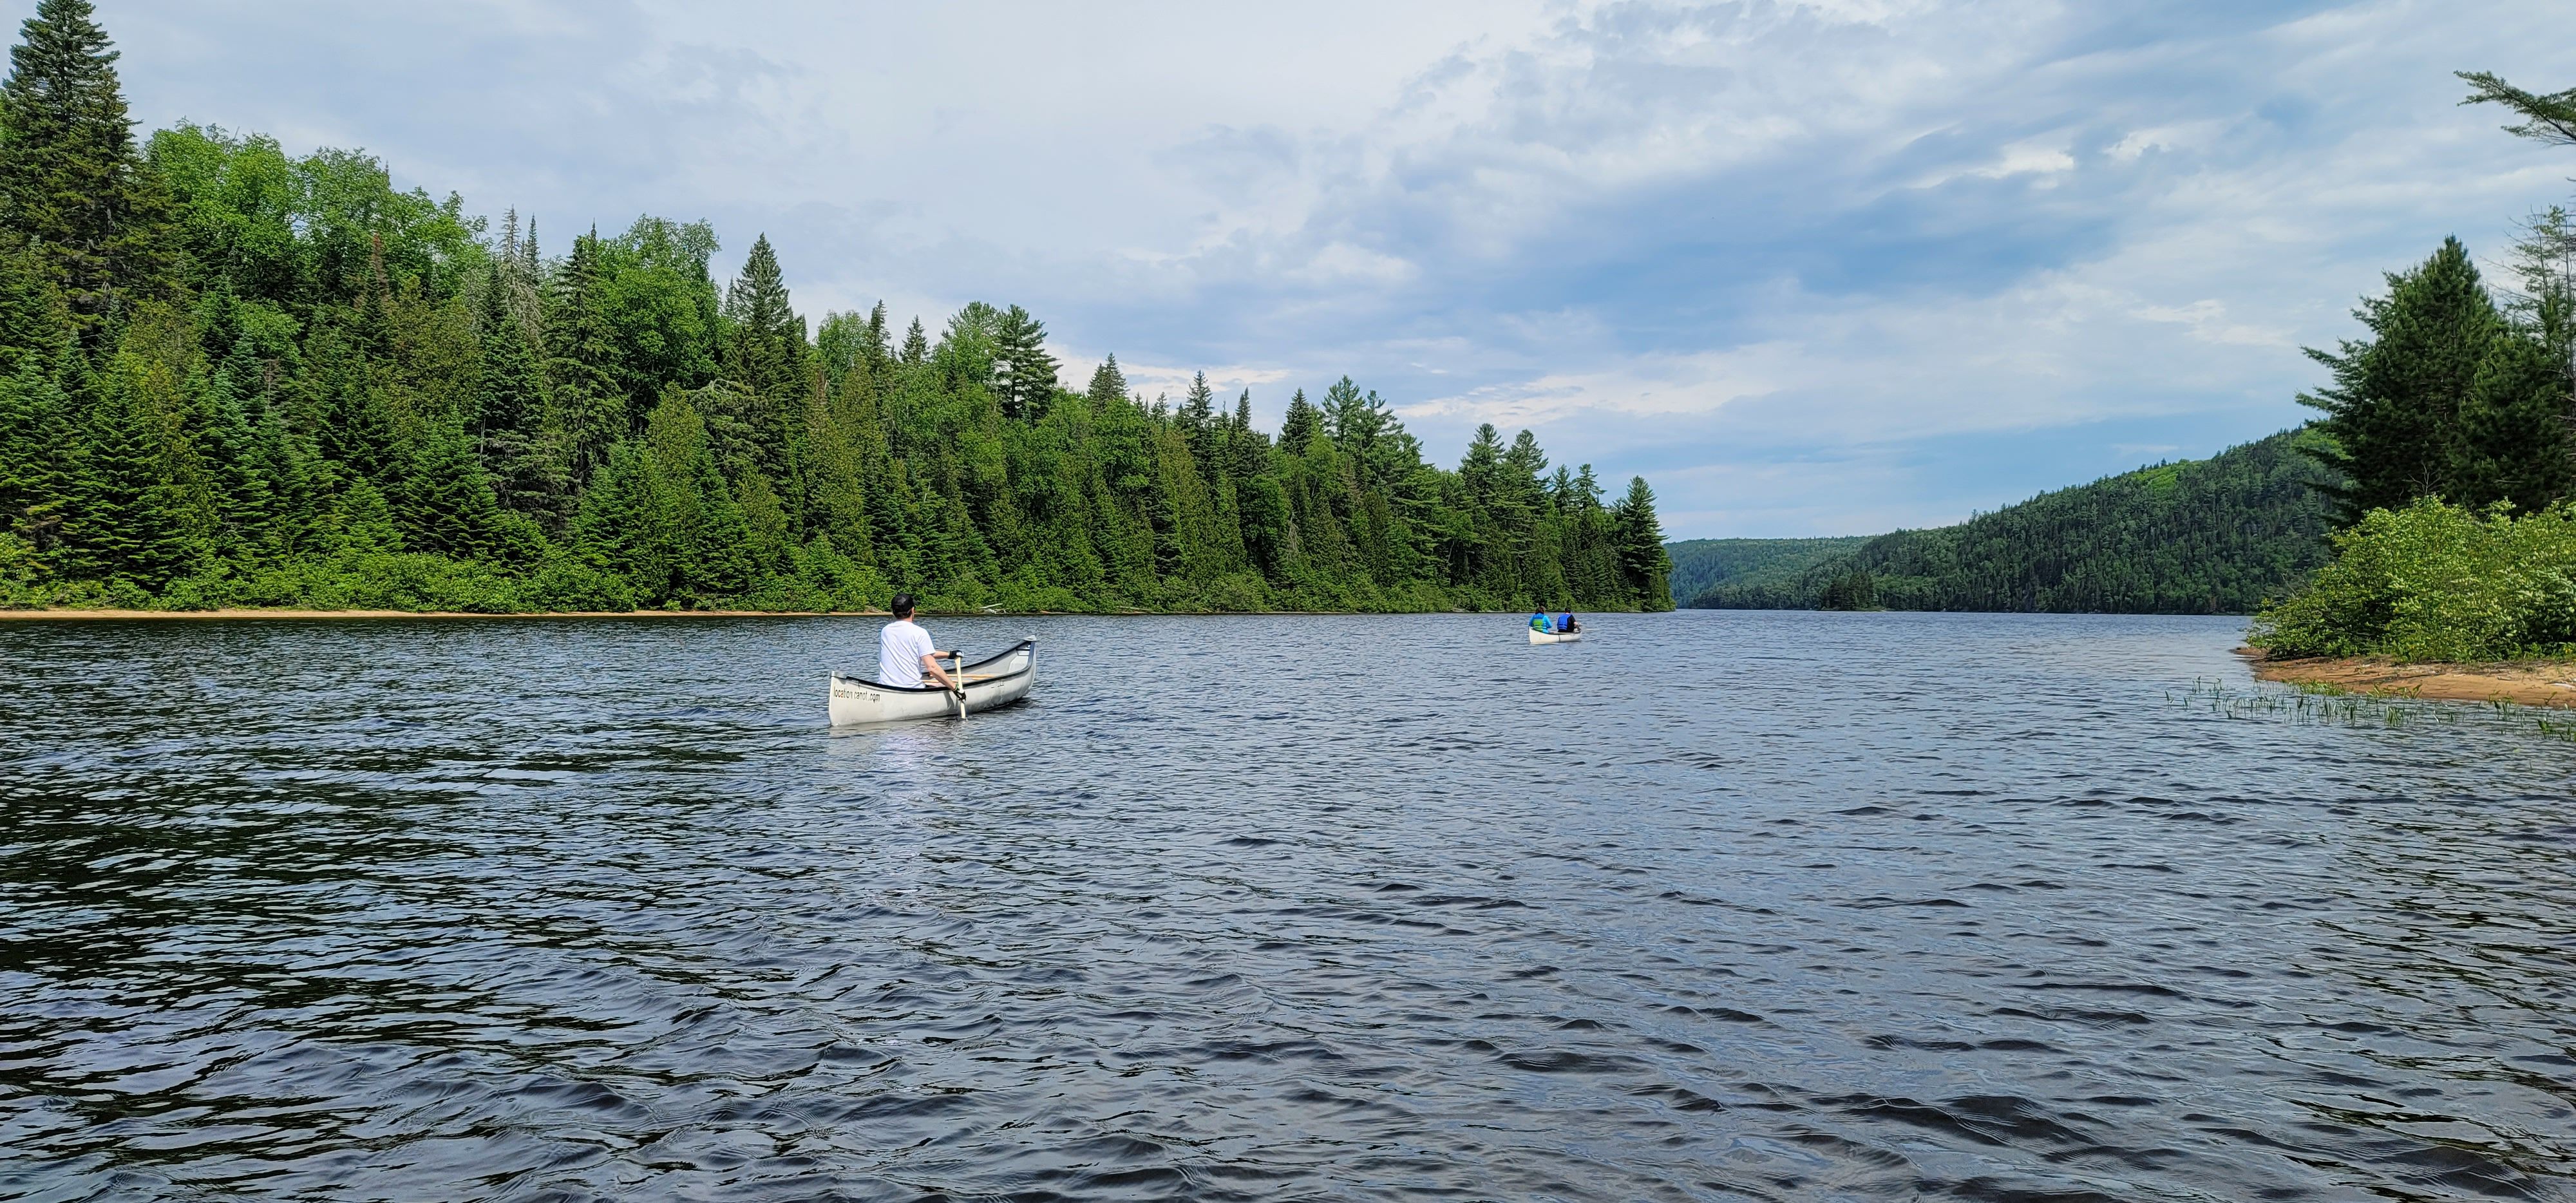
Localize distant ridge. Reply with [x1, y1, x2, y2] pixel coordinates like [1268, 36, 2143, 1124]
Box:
[1676, 430, 2336, 614]
[1663, 536, 1867, 609]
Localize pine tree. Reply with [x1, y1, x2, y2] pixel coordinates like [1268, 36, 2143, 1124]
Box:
[2458, 71, 2576, 149]
[0, 0, 171, 344]
[900, 317, 928, 365]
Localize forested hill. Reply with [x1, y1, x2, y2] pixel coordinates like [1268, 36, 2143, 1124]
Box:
[1663, 536, 1865, 609]
[1687, 430, 2337, 613]
[0, 1, 1672, 615]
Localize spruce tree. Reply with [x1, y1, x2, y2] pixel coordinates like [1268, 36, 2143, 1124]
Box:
[330, 475, 401, 555]
[1280, 388, 1320, 453]
[720, 234, 806, 494]
[992, 303, 1056, 422]
[70, 386, 193, 586]
[399, 411, 502, 558]
[1611, 475, 1672, 609]
[864, 300, 889, 381]
[547, 231, 621, 477]
[0, 0, 171, 344]
[0, 245, 64, 363]
[900, 317, 928, 365]
[189, 363, 269, 553]
[1230, 390, 1267, 480]
[722, 234, 802, 399]
[245, 375, 317, 557]
[2299, 238, 2501, 520]
[312, 327, 395, 484]
[1086, 354, 1128, 411]
[0, 352, 70, 546]
[2450, 329, 2573, 511]
[477, 256, 556, 516]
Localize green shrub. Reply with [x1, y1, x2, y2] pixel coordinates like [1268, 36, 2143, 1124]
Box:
[515, 558, 635, 612]
[2251, 498, 2576, 661]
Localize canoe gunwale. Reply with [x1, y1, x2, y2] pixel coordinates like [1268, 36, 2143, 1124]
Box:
[831, 638, 1036, 694]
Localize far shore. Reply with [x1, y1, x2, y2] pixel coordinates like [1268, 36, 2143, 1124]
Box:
[1, 607, 864, 621]
[2237, 648, 2576, 709]
[0, 606, 1514, 621]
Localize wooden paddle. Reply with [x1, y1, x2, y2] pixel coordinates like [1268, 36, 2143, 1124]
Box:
[948, 651, 968, 721]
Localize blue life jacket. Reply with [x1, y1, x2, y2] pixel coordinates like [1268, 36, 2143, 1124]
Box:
[1558, 614, 1573, 632]
[1530, 612, 1548, 630]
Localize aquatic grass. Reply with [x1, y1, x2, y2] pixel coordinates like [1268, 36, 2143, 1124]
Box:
[2167, 677, 2576, 743]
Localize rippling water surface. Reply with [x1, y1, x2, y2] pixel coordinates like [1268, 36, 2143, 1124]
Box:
[3, 611, 2573, 1201]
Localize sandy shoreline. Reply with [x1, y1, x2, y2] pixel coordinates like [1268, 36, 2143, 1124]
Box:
[2237, 648, 2576, 708]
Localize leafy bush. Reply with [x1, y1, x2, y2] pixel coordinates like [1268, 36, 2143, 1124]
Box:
[2250, 498, 2576, 661]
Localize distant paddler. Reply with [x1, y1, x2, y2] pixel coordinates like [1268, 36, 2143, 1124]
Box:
[878, 593, 960, 697]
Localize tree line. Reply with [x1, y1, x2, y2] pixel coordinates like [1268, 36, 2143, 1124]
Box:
[0, 0, 1673, 615]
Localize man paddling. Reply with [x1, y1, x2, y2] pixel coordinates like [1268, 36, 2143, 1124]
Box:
[878, 594, 960, 692]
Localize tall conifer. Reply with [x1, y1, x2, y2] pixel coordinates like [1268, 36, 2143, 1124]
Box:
[1612, 475, 1672, 609]
[547, 231, 621, 477]
[992, 304, 1056, 421]
[1280, 388, 1320, 453]
[0, 353, 70, 545]
[399, 410, 502, 558]
[2300, 238, 2501, 520]
[1086, 354, 1128, 412]
[0, 0, 171, 344]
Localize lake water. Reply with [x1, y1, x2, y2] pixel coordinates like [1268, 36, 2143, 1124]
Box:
[2, 611, 2571, 1201]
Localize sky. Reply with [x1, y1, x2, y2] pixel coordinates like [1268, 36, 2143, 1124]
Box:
[94, 0, 2576, 538]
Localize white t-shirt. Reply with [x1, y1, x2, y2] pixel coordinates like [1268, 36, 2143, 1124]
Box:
[878, 618, 938, 687]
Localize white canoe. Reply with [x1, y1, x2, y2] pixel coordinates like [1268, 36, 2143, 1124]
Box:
[829, 639, 1036, 725]
[1529, 627, 1583, 644]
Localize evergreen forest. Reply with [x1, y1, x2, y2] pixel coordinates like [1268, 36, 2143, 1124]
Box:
[0, 1, 1672, 616]
[1663, 536, 1863, 610]
[1689, 431, 2337, 613]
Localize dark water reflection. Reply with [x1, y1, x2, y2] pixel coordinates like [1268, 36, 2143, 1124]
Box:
[2, 611, 2571, 1200]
